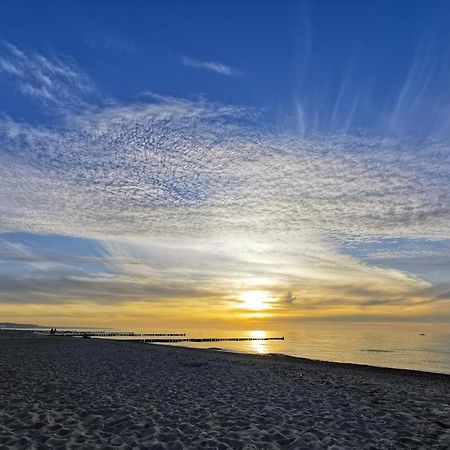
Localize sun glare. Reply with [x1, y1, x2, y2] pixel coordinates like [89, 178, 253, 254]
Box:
[240, 291, 270, 310]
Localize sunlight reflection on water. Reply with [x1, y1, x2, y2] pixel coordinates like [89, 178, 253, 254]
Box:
[249, 330, 268, 354]
[145, 322, 450, 374]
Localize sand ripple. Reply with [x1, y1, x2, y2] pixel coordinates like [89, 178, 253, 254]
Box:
[0, 332, 449, 449]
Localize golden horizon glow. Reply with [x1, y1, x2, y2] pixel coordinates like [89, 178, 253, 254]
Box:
[1, 299, 449, 332]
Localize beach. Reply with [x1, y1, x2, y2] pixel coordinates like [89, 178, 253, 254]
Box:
[0, 332, 449, 449]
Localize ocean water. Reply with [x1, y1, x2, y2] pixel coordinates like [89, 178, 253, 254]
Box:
[124, 322, 450, 375]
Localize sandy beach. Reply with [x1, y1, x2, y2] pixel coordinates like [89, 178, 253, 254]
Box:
[0, 332, 449, 449]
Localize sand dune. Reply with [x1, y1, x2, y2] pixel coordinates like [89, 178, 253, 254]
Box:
[0, 331, 449, 449]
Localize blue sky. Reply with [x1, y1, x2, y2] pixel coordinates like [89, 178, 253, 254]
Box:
[0, 1, 449, 327]
[1, 0, 449, 134]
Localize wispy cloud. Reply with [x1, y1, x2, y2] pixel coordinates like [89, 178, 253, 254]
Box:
[292, 38, 450, 138]
[180, 56, 241, 76]
[0, 42, 98, 111]
[0, 231, 438, 315]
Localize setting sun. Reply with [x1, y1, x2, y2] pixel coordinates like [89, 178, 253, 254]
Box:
[240, 291, 270, 310]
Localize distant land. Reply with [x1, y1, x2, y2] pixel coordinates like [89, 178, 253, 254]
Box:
[0, 322, 45, 329]
[0, 323, 110, 330]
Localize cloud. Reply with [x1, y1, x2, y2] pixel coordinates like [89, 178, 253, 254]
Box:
[180, 56, 241, 76]
[290, 30, 450, 139]
[1, 99, 448, 243]
[282, 292, 296, 305]
[0, 41, 98, 111]
[0, 231, 435, 315]
[0, 234, 221, 305]
[0, 45, 448, 320]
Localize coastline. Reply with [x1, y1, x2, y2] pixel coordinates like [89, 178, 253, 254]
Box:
[5, 327, 450, 376]
[158, 343, 450, 379]
[1, 331, 449, 448]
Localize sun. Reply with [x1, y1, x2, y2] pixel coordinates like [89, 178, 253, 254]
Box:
[240, 291, 270, 310]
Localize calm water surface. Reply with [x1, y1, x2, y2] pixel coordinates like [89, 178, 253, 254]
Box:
[125, 322, 450, 375]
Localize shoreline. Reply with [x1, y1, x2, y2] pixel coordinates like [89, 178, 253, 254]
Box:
[101, 337, 450, 379]
[1, 331, 449, 448]
[176, 345, 450, 379]
[4, 328, 450, 377]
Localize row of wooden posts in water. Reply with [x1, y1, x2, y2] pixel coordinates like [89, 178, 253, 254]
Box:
[40, 330, 285, 343]
[42, 331, 186, 337]
[131, 337, 285, 343]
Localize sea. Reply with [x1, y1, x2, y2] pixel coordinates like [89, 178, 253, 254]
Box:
[100, 322, 450, 375]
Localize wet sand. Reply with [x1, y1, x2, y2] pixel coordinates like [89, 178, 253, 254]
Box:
[0, 331, 449, 449]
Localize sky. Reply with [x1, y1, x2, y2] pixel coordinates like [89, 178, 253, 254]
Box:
[0, 0, 449, 329]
